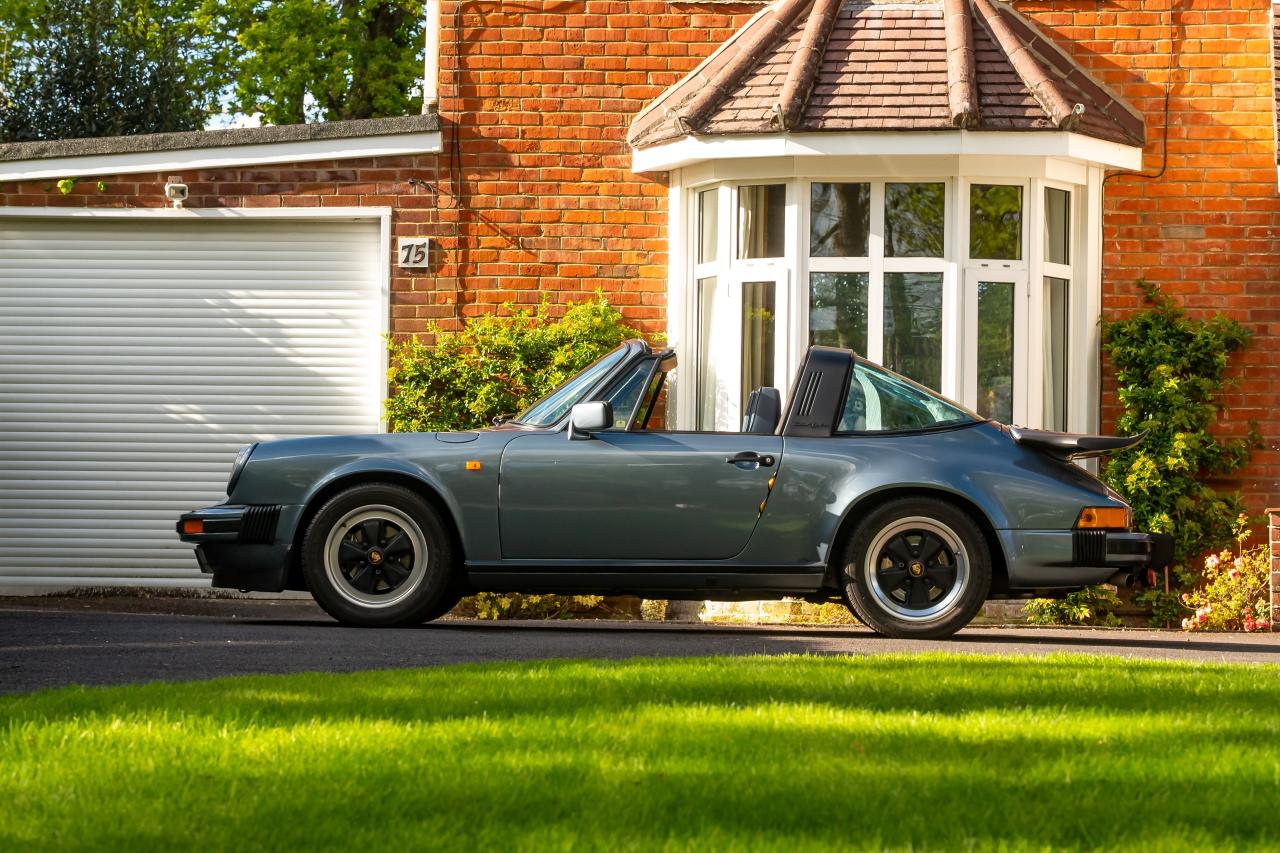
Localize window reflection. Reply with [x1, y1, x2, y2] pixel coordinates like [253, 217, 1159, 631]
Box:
[969, 184, 1023, 261]
[976, 280, 1014, 423]
[698, 189, 718, 265]
[885, 182, 944, 258]
[740, 281, 776, 413]
[737, 184, 786, 259]
[1045, 188, 1070, 266]
[810, 182, 869, 257]
[883, 272, 943, 390]
[1044, 276, 1070, 431]
[809, 272, 868, 355]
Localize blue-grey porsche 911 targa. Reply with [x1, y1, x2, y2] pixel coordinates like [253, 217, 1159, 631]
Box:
[178, 341, 1171, 638]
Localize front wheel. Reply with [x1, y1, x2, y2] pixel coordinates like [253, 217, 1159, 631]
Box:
[302, 483, 457, 627]
[840, 497, 991, 639]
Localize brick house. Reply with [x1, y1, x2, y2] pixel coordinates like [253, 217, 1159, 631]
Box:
[0, 0, 1276, 590]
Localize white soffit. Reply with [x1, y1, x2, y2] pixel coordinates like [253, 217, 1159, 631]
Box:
[631, 131, 1144, 173]
[0, 130, 443, 182]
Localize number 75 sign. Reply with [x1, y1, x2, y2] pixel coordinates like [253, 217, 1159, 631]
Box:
[396, 238, 431, 268]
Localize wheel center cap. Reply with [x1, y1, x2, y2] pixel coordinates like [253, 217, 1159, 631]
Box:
[909, 561, 924, 576]
[368, 549, 383, 564]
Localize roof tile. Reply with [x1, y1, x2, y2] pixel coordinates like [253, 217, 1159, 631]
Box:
[628, 0, 1145, 150]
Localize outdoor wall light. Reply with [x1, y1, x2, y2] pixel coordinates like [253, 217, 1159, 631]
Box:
[164, 175, 189, 208]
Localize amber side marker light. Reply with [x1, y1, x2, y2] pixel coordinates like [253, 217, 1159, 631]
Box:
[181, 519, 204, 535]
[465, 460, 482, 471]
[1076, 507, 1130, 530]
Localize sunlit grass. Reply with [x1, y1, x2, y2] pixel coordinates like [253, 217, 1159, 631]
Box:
[2, 654, 1278, 851]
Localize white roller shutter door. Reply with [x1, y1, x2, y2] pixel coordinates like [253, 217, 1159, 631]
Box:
[0, 216, 385, 588]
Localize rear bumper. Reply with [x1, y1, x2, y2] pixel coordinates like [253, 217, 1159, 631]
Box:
[178, 504, 293, 592]
[1000, 529, 1174, 590]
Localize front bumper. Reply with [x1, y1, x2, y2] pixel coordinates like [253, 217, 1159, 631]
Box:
[178, 504, 292, 592]
[1000, 529, 1174, 590]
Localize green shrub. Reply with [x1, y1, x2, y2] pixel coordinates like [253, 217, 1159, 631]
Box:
[1023, 586, 1122, 627]
[384, 294, 645, 620]
[1181, 514, 1272, 632]
[385, 295, 643, 433]
[1026, 281, 1256, 627]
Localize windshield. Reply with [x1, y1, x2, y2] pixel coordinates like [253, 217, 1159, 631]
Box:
[512, 346, 629, 427]
[840, 359, 978, 433]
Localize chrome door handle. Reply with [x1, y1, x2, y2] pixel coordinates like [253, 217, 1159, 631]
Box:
[725, 451, 775, 467]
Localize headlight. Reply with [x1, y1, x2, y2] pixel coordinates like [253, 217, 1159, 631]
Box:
[226, 443, 257, 496]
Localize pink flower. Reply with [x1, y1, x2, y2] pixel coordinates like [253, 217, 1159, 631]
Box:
[1205, 554, 1220, 569]
[1229, 569, 1241, 581]
[1181, 618, 1193, 630]
[1233, 557, 1245, 570]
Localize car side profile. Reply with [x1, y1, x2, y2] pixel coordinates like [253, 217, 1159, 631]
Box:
[178, 341, 1171, 639]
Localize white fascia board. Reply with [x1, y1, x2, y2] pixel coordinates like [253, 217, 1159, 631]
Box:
[0, 131, 443, 182]
[0, 206, 393, 220]
[632, 131, 1144, 173]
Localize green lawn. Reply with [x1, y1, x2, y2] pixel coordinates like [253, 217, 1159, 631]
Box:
[2, 654, 1278, 851]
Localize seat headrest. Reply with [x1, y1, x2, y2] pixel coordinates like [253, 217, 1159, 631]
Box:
[741, 387, 782, 435]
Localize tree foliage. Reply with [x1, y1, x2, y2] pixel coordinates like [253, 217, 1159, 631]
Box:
[206, 0, 426, 124]
[0, 0, 227, 141]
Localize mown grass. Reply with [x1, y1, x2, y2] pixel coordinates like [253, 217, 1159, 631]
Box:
[2, 654, 1278, 851]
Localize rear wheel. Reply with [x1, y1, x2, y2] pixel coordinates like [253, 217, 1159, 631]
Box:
[302, 483, 456, 627]
[840, 497, 990, 639]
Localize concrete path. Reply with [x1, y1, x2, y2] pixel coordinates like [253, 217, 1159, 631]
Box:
[1, 597, 1275, 695]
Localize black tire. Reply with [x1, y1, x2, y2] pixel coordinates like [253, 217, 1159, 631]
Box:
[301, 483, 457, 627]
[839, 497, 991, 639]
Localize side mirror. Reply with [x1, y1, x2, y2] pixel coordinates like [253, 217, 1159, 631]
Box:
[568, 401, 612, 440]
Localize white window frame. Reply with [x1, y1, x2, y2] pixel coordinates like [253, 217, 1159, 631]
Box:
[669, 156, 1100, 434]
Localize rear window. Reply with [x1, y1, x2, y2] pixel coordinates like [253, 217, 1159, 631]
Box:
[839, 360, 977, 433]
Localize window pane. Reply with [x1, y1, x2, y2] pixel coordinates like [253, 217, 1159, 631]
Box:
[737, 184, 786, 259]
[1045, 187, 1070, 266]
[883, 272, 943, 390]
[810, 182, 869, 257]
[602, 358, 653, 429]
[698, 188, 718, 265]
[696, 277, 719, 430]
[969, 184, 1023, 261]
[1044, 276, 1070, 431]
[840, 360, 976, 433]
[740, 281, 776, 413]
[976, 280, 1015, 423]
[885, 182, 945, 258]
[809, 272, 868, 355]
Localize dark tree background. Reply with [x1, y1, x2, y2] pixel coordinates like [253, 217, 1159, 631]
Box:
[0, 0, 228, 142]
[0, 0, 425, 142]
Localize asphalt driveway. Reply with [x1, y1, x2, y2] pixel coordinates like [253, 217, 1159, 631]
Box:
[1, 596, 1276, 695]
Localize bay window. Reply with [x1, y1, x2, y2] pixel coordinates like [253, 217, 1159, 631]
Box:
[678, 161, 1095, 435]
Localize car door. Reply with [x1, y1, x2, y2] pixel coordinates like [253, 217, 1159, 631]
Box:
[498, 430, 781, 561]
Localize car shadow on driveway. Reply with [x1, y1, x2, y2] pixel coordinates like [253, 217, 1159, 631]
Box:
[233, 617, 1279, 657]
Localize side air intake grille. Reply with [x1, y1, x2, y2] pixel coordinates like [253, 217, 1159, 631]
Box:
[1072, 529, 1107, 566]
[240, 505, 281, 545]
[796, 372, 823, 416]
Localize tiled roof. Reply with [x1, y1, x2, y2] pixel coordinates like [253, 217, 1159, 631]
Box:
[629, 0, 1144, 149]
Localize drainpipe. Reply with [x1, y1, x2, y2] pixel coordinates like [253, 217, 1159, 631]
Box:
[422, 0, 440, 111]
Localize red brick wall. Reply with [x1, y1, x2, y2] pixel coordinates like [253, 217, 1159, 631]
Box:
[1017, 0, 1280, 515]
[432, 0, 763, 336]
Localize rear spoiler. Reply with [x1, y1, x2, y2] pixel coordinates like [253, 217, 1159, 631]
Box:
[1008, 427, 1148, 461]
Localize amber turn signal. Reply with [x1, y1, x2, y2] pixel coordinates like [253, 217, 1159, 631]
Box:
[181, 519, 204, 535]
[465, 460, 482, 471]
[1076, 506, 1130, 530]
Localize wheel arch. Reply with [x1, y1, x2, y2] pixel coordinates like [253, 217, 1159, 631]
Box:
[825, 486, 1009, 597]
[285, 470, 466, 591]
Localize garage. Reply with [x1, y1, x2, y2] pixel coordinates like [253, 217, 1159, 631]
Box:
[0, 213, 387, 589]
